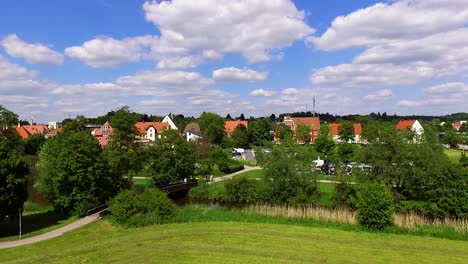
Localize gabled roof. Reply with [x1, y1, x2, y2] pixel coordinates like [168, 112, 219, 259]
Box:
[287, 117, 320, 131]
[396, 120, 416, 130]
[225, 120, 248, 133]
[183, 123, 202, 136]
[94, 121, 113, 137]
[329, 123, 362, 135]
[135, 122, 169, 134]
[13, 125, 48, 139]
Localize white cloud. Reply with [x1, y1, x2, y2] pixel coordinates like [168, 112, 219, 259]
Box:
[282, 88, 299, 96]
[156, 55, 203, 69]
[311, 62, 434, 87]
[65, 36, 156, 68]
[143, 0, 314, 63]
[364, 89, 393, 101]
[308, 0, 468, 51]
[249, 89, 276, 97]
[213, 67, 268, 82]
[424, 82, 468, 94]
[397, 100, 426, 107]
[1, 34, 64, 65]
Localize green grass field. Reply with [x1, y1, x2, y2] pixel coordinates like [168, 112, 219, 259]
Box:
[1, 220, 467, 263]
[444, 149, 463, 164]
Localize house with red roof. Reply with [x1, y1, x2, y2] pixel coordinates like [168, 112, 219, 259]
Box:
[276, 116, 321, 144]
[396, 120, 424, 136]
[93, 121, 113, 147]
[45, 128, 62, 139]
[225, 120, 248, 135]
[135, 121, 169, 142]
[329, 123, 363, 143]
[13, 124, 48, 139]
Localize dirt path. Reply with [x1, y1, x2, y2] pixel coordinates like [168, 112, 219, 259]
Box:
[0, 210, 106, 250]
[210, 166, 262, 183]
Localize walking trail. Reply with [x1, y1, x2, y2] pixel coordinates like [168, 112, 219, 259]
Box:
[0, 210, 105, 250]
[210, 165, 262, 183]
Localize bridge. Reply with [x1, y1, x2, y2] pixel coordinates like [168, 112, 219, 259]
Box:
[159, 180, 198, 197]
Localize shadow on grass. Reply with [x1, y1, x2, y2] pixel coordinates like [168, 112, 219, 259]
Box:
[0, 211, 68, 238]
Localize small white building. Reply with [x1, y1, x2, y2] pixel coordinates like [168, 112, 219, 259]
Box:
[182, 123, 202, 142]
[48, 121, 62, 130]
[162, 115, 178, 130]
[396, 120, 424, 136]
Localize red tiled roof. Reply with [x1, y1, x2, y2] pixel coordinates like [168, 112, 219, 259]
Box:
[225, 120, 248, 133]
[329, 123, 362, 135]
[94, 121, 113, 137]
[46, 128, 62, 135]
[289, 117, 320, 131]
[13, 126, 30, 139]
[135, 122, 169, 134]
[13, 125, 48, 139]
[453, 122, 461, 129]
[396, 120, 416, 130]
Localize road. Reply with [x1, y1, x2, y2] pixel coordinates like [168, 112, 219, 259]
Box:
[0, 209, 106, 249]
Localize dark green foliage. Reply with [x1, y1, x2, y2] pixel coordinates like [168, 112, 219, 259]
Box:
[24, 134, 46, 155]
[249, 118, 272, 146]
[0, 105, 19, 127]
[0, 128, 28, 220]
[209, 147, 230, 172]
[275, 123, 293, 141]
[336, 143, 357, 163]
[332, 180, 355, 207]
[146, 130, 196, 186]
[231, 124, 249, 148]
[460, 152, 468, 167]
[355, 182, 394, 230]
[444, 129, 460, 147]
[62, 115, 88, 133]
[37, 131, 126, 216]
[314, 124, 335, 156]
[198, 112, 225, 145]
[225, 177, 269, 203]
[338, 121, 355, 142]
[109, 188, 178, 226]
[296, 124, 311, 144]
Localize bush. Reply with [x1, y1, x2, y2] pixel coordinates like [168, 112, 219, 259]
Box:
[222, 160, 245, 174]
[355, 182, 394, 230]
[109, 189, 178, 226]
[224, 177, 269, 203]
[332, 181, 356, 208]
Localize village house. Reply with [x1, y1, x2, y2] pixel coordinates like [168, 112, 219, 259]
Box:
[45, 128, 62, 139]
[134, 121, 169, 143]
[453, 121, 467, 131]
[396, 120, 424, 135]
[225, 120, 248, 135]
[93, 121, 113, 147]
[13, 123, 48, 139]
[329, 123, 362, 144]
[276, 116, 320, 144]
[183, 123, 202, 142]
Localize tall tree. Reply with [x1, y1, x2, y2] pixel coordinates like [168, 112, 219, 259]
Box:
[237, 113, 246, 121]
[249, 118, 272, 146]
[231, 124, 249, 148]
[0, 105, 19, 129]
[275, 123, 293, 141]
[24, 134, 46, 155]
[0, 128, 28, 220]
[296, 124, 311, 144]
[198, 112, 225, 145]
[338, 122, 355, 142]
[314, 124, 335, 156]
[225, 113, 232, 120]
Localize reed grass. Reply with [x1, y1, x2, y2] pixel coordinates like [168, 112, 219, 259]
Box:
[242, 204, 468, 233]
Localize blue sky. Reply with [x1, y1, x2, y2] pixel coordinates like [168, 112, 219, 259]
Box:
[0, 0, 467, 122]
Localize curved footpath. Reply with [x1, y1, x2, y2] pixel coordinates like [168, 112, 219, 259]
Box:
[210, 166, 262, 183]
[0, 209, 106, 250]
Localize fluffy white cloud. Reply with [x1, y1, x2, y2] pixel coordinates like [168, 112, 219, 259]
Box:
[364, 89, 393, 101]
[156, 56, 203, 69]
[308, 0, 468, 51]
[249, 89, 276, 97]
[213, 67, 268, 82]
[1, 34, 64, 65]
[143, 0, 313, 63]
[65, 36, 156, 68]
[311, 62, 434, 87]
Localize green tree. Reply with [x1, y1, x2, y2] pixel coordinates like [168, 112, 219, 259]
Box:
[24, 134, 46, 155]
[198, 112, 225, 145]
[231, 124, 249, 148]
[249, 118, 272, 146]
[314, 124, 335, 156]
[296, 124, 311, 144]
[460, 123, 468, 133]
[338, 122, 355, 142]
[0, 105, 19, 128]
[336, 143, 357, 162]
[145, 130, 196, 186]
[209, 147, 230, 173]
[275, 123, 293, 141]
[460, 152, 468, 167]
[37, 131, 124, 215]
[444, 129, 459, 147]
[355, 182, 394, 230]
[0, 128, 28, 220]
[108, 106, 139, 148]
[62, 115, 88, 133]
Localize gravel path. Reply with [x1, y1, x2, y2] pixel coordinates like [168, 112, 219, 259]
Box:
[210, 166, 262, 183]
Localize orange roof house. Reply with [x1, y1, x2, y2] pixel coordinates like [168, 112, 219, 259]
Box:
[225, 120, 248, 134]
[134, 122, 169, 142]
[277, 116, 321, 144]
[93, 121, 113, 147]
[396, 120, 424, 136]
[13, 124, 48, 139]
[329, 123, 362, 143]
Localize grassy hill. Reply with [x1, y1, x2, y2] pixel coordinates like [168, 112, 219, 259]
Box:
[1, 220, 467, 263]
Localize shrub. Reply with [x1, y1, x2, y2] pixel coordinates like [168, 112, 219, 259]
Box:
[225, 177, 269, 203]
[222, 160, 245, 174]
[333, 181, 356, 208]
[355, 182, 394, 230]
[109, 188, 178, 226]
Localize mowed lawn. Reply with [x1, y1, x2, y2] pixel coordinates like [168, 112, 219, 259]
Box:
[444, 149, 463, 164]
[1, 220, 467, 263]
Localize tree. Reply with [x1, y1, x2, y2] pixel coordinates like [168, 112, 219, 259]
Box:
[0, 105, 19, 128]
[237, 113, 246, 121]
[62, 115, 88, 133]
[460, 152, 468, 167]
[37, 131, 125, 215]
[460, 123, 468, 133]
[231, 124, 249, 148]
[355, 182, 394, 230]
[275, 123, 293, 141]
[0, 128, 28, 220]
[296, 124, 311, 144]
[336, 143, 357, 162]
[444, 129, 460, 147]
[338, 122, 355, 142]
[198, 112, 225, 145]
[249, 118, 272, 146]
[269, 113, 276, 122]
[314, 124, 335, 156]
[225, 113, 232, 120]
[24, 134, 46, 155]
[145, 130, 196, 186]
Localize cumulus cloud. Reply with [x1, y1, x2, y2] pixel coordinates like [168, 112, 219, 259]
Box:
[143, 0, 314, 63]
[249, 89, 276, 97]
[213, 67, 268, 82]
[364, 89, 393, 101]
[1, 34, 64, 65]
